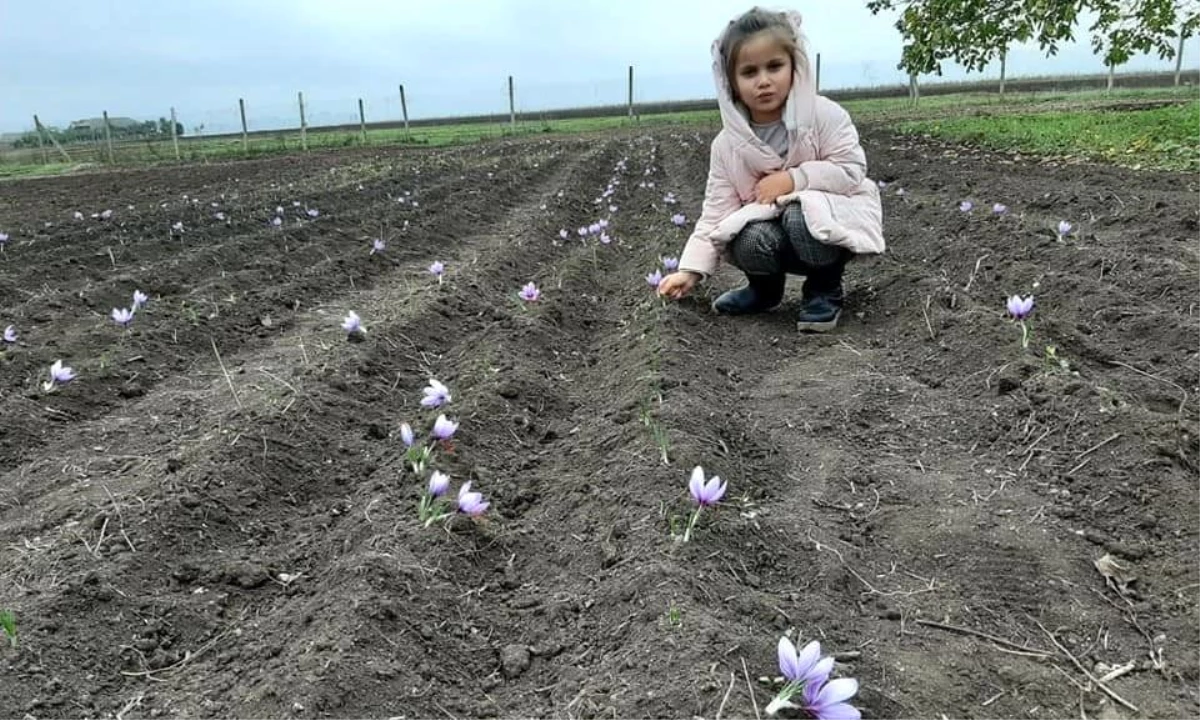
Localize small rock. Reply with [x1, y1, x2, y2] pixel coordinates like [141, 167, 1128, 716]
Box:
[500, 644, 531, 679]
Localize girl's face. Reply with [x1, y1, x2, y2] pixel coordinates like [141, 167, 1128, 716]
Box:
[733, 33, 793, 124]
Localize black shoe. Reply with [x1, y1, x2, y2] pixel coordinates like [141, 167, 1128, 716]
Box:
[712, 274, 785, 315]
[795, 290, 842, 332]
[796, 262, 845, 332]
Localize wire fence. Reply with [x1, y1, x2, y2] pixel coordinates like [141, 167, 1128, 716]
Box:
[4, 49, 1197, 168]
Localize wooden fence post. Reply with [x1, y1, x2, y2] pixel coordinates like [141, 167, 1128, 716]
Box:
[358, 98, 367, 145]
[299, 91, 308, 151]
[33, 114, 48, 164]
[1176, 32, 1186, 86]
[627, 65, 634, 119]
[399, 84, 410, 140]
[170, 107, 180, 161]
[815, 52, 822, 93]
[508, 75, 516, 128]
[239, 98, 249, 155]
[34, 115, 72, 163]
[102, 110, 115, 163]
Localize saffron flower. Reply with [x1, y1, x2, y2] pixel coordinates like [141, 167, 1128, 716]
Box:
[800, 677, 861, 720]
[342, 310, 365, 336]
[417, 470, 455, 526]
[400, 422, 415, 447]
[306, 208, 320, 218]
[111, 308, 135, 328]
[429, 261, 445, 284]
[682, 466, 726, 542]
[646, 269, 663, 288]
[661, 256, 680, 272]
[421, 379, 451, 408]
[1057, 220, 1073, 240]
[3, 325, 16, 343]
[132, 290, 148, 310]
[1006, 294, 1034, 321]
[559, 229, 569, 240]
[456, 482, 489, 516]
[100, 209, 113, 220]
[42, 360, 76, 392]
[428, 471, 450, 497]
[371, 238, 386, 254]
[959, 200, 973, 213]
[664, 192, 677, 204]
[599, 232, 612, 245]
[992, 203, 1008, 215]
[214, 211, 227, 222]
[432, 414, 459, 441]
[671, 213, 687, 227]
[519, 282, 540, 302]
[1006, 294, 1034, 348]
[271, 217, 282, 228]
[171, 221, 184, 233]
[73, 211, 84, 221]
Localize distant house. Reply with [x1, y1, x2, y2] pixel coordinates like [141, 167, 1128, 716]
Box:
[68, 116, 140, 132]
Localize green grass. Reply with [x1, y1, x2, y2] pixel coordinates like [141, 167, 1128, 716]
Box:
[0, 162, 90, 180]
[894, 98, 1199, 171]
[842, 86, 1195, 121]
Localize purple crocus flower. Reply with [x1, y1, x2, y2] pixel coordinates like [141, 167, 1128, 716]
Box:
[214, 212, 227, 222]
[100, 209, 113, 220]
[597, 218, 609, 230]
[895, 188, 906, 197]
[661, 256, 680, 272]
[801, 677, 861, 720]
[778, 637, 836, 687]
[456, 482, 489, 516]
[132, 290, 148, 310]
[671, 213, 687, 227]
[664, 192, 677, 204]
[371, 238, 386, 254]
[646, 269, 663, 288]
[429, 261, 445, 282]
[688, 466, 726, 507]
[608, 205, 618, 214]
[42, 360, 76, 391]
[306, 208, 320, 218]
[1057, 220, 1073, 238]
[428, 471, 450, 498]
[559, 229, 569, 240]
[599, 232, 612, 245]
[421, 378, 451, 408]
[577, 227, 588, 238]
[959, 200, 973, 213]
[993, 203, 1008, 215]
[275, 205, 284, 215]
[588, 222, 602, 235]
[0, 232, 9, 245]
[271, 217, 283, 228]
[171, 221, 184, 233]
[342, 310, 364, 335]
[3, 325, 16, 343]
[400, 422, 415, 447]
[111, 307, 134, 328]
[73, 211, 85, 221]
[1006, 294, 1034, 320]
[519, 282, 540, 302]
[432, 414, 458, 441]
[876, 180, 888, 189]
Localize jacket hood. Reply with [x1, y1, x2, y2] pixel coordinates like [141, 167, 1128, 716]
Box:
[711, 9, 818, 162]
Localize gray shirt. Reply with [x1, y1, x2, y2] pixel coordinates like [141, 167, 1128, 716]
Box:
[751, 120, 788, 158]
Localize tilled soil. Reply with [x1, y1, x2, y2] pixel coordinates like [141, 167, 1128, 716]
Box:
[0, 123, 1196, 719]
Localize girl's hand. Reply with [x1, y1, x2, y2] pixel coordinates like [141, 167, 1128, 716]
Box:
[658, 271, 701, 300]
[754, 171, 795, 205]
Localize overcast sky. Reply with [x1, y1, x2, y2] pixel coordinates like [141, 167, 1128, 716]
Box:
[3, 0, 1195, 134]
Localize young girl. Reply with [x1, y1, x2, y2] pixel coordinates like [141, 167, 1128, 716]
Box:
[657, 7, 884, 332]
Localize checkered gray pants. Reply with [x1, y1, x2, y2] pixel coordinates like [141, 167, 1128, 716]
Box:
[728, 203, 848, 275]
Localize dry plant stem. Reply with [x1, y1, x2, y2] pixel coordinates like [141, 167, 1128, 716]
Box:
[715, 671, 737, 720]
[741, 656, 760, 720]
[1035, 621, 1140, 713]
[210, 337, 243, 409]
[914, 619, 1052, 656]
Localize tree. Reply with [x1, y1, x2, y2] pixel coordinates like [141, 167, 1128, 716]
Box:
[867, 0, 1198, 76]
